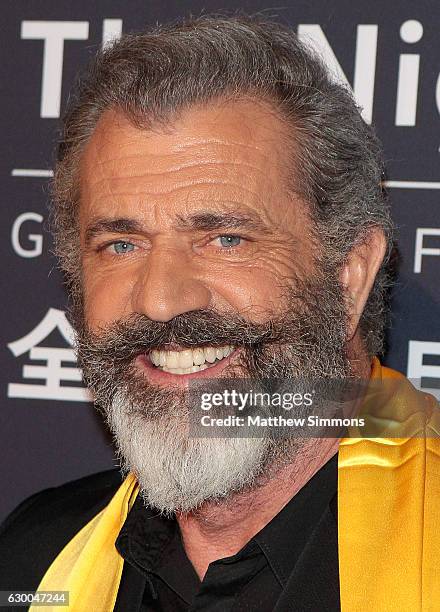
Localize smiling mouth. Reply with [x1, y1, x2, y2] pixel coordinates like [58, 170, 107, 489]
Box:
[149, 345, 235, 375]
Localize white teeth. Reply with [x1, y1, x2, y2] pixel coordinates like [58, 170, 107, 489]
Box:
[149, 345, 234, 373]
[178, 349, 193, 369]
[150, 350, 161, 366]
[193, 348, 205, 366]
[167, 351, 179, 369]
[204, 347, 217, 363]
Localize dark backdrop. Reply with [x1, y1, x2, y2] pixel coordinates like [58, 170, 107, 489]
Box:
[1, 0, 439, 522]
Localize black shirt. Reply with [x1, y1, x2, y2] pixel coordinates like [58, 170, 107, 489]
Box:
[114, 454, 340, 612]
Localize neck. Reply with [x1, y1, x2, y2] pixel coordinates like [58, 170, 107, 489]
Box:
[176, 437, 339, 579]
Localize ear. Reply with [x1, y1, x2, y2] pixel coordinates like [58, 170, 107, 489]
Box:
[340, 228, 387, 342]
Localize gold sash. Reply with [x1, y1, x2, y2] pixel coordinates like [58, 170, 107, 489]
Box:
[338, 360, 440, 611]
[31, 360, 440, 611]
[30, 472, 139, 611]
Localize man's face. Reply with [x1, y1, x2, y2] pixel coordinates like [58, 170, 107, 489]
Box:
[76, 99, 350, 513]
[80, 101, 316, 374]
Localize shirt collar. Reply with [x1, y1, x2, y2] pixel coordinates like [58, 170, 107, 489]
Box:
[251, 453, 338, 586]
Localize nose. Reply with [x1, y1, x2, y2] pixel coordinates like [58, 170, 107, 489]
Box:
[131, 246, 212, 322]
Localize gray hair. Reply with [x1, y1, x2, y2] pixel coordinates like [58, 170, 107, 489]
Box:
[52, 14, 394, 356]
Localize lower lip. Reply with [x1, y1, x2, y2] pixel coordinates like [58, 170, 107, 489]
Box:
[135, 350, 238, 386]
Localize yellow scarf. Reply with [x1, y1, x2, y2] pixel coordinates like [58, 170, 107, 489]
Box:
[32, 360, 440, 611]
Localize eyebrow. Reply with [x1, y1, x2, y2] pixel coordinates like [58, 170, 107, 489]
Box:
[85, 218, 143, 245]
[175, 211, 269, 233]
[84, 210, 270, 246]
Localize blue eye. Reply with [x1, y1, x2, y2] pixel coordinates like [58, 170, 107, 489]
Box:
[218, 235, 241, 248]
[112, 241, 135, 254]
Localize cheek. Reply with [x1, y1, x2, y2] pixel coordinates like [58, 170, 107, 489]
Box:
[82, 266, 136, 331]
[207, 264, 287, 322]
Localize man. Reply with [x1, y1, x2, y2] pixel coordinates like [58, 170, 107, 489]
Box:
[0, 14, 438, 612]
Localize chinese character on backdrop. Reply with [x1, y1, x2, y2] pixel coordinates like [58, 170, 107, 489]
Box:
[7, 308, 92, 402]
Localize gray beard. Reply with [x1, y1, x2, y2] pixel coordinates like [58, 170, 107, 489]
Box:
[108, 388, 287, 514]
[76, 269, 351, 514]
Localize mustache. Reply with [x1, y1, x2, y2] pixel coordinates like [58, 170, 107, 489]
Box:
[75, 309, 288, 365]
[74, 274, 352, 410]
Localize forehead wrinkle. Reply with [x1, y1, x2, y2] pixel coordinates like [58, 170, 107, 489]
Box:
[80, 102, 294, 231]
[87, 181, 271, 211]
[83, 143, 276, 201]
[82, 140, 275, 203]
[89, 136, 275, 181]
[112, 134, 270, 153]
[81, 151, 299, 241]
[87, 159, 271, 181]
[170, 137, 269, 156]
[86, 115, 278, 172]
